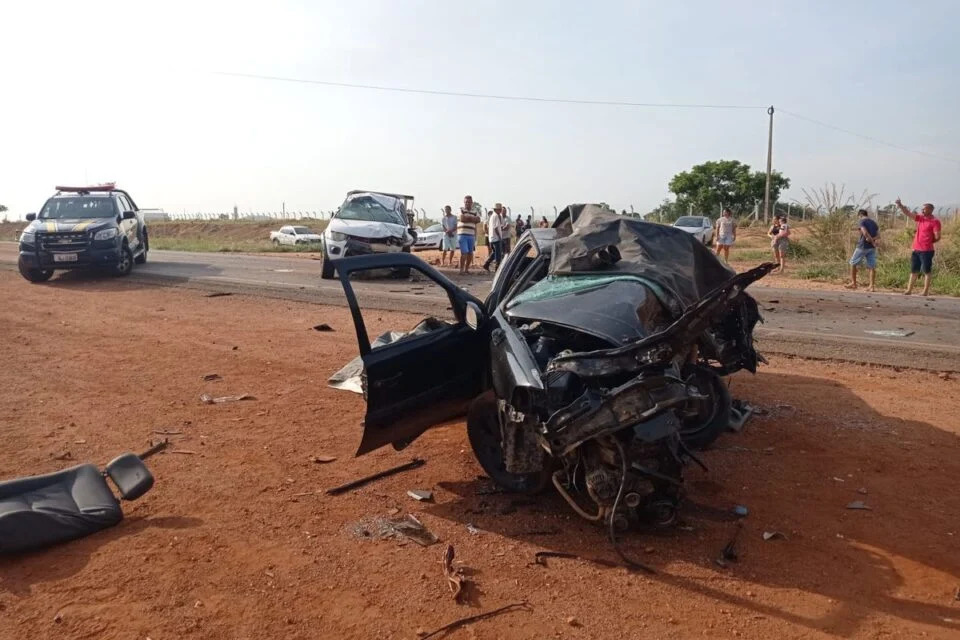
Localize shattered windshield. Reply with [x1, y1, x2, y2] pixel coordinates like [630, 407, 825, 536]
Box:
[40, 197, 116, 219]
[507, 274, 668, 310]
[337, 194, 407, 225]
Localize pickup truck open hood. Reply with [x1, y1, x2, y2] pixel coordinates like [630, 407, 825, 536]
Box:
[327, 218, 407, 240]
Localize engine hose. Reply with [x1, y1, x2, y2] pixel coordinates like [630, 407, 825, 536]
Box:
[609, 439, 657, 574]
[551, 470, 603, 522]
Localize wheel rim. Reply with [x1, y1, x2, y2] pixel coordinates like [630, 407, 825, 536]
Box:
[119, 250, 131, 272]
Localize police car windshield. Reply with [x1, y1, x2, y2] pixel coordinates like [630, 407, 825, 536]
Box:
[40, 197, 116, 219]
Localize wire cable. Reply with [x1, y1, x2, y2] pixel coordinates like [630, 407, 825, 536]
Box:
[779, 108, 960, 166]
[212, 71, 764, 110]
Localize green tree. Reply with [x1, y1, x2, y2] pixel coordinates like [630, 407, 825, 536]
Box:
[646, 199, 682, 223]
[668, 159, 790, 216]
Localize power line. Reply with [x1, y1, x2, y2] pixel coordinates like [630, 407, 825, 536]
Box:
[215, 71, 960, 166]
[779, 108, 960, 166]
[212, 71, 764, 110]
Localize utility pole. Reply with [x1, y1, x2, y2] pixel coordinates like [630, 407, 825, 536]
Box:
[763, 106, 774, 224]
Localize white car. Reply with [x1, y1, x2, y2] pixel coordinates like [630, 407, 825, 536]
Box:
[672, 216, 715, 244]
[270, 225, 323, 246]
[321, 190, 416, 279]
[413, 224, 444, 250]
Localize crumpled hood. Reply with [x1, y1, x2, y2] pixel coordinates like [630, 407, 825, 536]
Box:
[327, 218, 408, 240]
[26, 218, 115, 234]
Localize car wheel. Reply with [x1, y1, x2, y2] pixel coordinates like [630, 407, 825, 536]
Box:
[18, 258, 53, 283]
[320, 243, 336, 279]
[273, 239, 280, 247]
[467, 391, 551, 494]
[114, 244, 134, 277]
[135, 240, 148, 264]
[678, 365, 732, 450]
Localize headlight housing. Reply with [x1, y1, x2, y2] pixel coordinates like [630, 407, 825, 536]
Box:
[19, 231, 36, 245]
[93, 228, 119, 241]
[328, 231, 347, 242]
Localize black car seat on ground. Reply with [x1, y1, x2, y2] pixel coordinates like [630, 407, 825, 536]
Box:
[0, 454, 154, 554]
[0, 464, 123, 554]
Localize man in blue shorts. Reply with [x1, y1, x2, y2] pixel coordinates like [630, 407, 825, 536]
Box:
[847, 209, 880, 291]
[456, 195, 481, 274]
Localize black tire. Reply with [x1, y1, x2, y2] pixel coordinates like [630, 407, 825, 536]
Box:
[395, 245, 412, 279]
[18, 258, 53, 283]
[320, 243, 336, 280]
[679, 365, 732, 450]
[467, 391, 551, 494]
[135, 232, 148, 264]
[115, 244, 134, 277]
[273, 239, 280, 247]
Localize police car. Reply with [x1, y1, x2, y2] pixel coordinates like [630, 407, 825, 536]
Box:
[18, 184, 149, 282]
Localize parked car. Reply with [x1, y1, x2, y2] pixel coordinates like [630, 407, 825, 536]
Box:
[413, 224, 444, 251]
[270, 225, 323, 246]
[672, 216, 714, 244]
[329, 204, 773, 533]
[321, 190, 417, 279]
[17, 183, 149, 283]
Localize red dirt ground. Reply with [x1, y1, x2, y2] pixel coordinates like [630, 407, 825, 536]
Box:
[0, 271, 958, 640]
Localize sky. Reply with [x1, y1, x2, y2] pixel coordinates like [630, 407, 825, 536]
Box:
[1, 0, 958, 219]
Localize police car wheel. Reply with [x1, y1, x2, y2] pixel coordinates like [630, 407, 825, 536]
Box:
[115, 245, 134, 277]
[18, 258, 54, 283]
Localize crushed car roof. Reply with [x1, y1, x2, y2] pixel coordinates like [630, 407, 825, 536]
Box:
[551, 204, 735, 314]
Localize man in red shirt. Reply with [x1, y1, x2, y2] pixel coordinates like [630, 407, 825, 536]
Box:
[895, 198, 942, 296]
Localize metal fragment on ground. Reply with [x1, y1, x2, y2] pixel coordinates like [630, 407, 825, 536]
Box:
[309, 454, 337, 464]
[846, 500, 871, 510]
[407, 489, 433, 502]
[732, 505, 749, 517]
[864, 329, 915, 338]
[762, 531, 786, 541]
[389, 514, 439, 546]
[200, 393, 255, 404]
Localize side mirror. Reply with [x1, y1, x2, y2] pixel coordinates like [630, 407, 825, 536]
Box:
[464, 301, 484, 331]
[122, 210, 136, 220]
[25, 213, 36, 221]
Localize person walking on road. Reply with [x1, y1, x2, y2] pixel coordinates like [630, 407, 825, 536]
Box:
[714, 208, 737, 261]
[847, 209, 880, 292]
[896, 198, 942, 296]
[483, 203, 507, 272]
[439, 205, 458, 267]
[768, 215, 790, 274]
[457, 195, 482, 275]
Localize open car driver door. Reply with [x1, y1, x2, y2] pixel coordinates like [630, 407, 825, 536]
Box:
[334, 252, 489, 455]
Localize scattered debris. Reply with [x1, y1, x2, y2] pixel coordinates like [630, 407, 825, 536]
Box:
[170, 449, 197, 455]
[846, 501, 872, 510]
[864, 329, 915, 338]
[312, 323, 334, 332]
[201, 373, 222, 382]
[74, 439, 86, 444]
[54, 613, 63, 624]
[727, 401, 755, 433]
[716, 525, 743, 567]
[200, 393, 255, 404]
[326, 458, 426, 496]
[387, 507, 400, 516]
[309, 454, 337, 464]
[389, 514, 438, 547]
[52, 451, 72, 461]
[418, 602, 530, 639]
[566, 616, 580, 627]
[407, 489, 434, 502]
[856, 487, 868, 495]
[441, 544, 468, 602]
[205, 292, 232, 298]
[832, 477, 846, 483]
[732, 505, 749, 517]
[292, 491, 322, 498]
[763, 531, 786, 541]
[465, 523, 480, 535]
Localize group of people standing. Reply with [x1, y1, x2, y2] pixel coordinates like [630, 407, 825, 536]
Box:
[710, 200, 943, 295]
[437, 195, 550, 274]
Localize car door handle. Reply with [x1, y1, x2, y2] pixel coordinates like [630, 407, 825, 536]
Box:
[371, 372, 403, 388]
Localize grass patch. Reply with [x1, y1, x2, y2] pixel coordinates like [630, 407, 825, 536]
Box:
[151, 237, 319, 253]
[734, 249, 772, 262]
[796, 263, 845, 281]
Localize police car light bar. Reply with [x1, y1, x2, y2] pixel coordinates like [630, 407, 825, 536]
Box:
[55, 182, 117, 193]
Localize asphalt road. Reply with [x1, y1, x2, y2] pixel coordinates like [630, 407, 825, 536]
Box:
[3, 242, 958, 371]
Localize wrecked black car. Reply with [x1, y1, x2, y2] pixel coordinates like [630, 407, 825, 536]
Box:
[330, 204, 773, 532]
